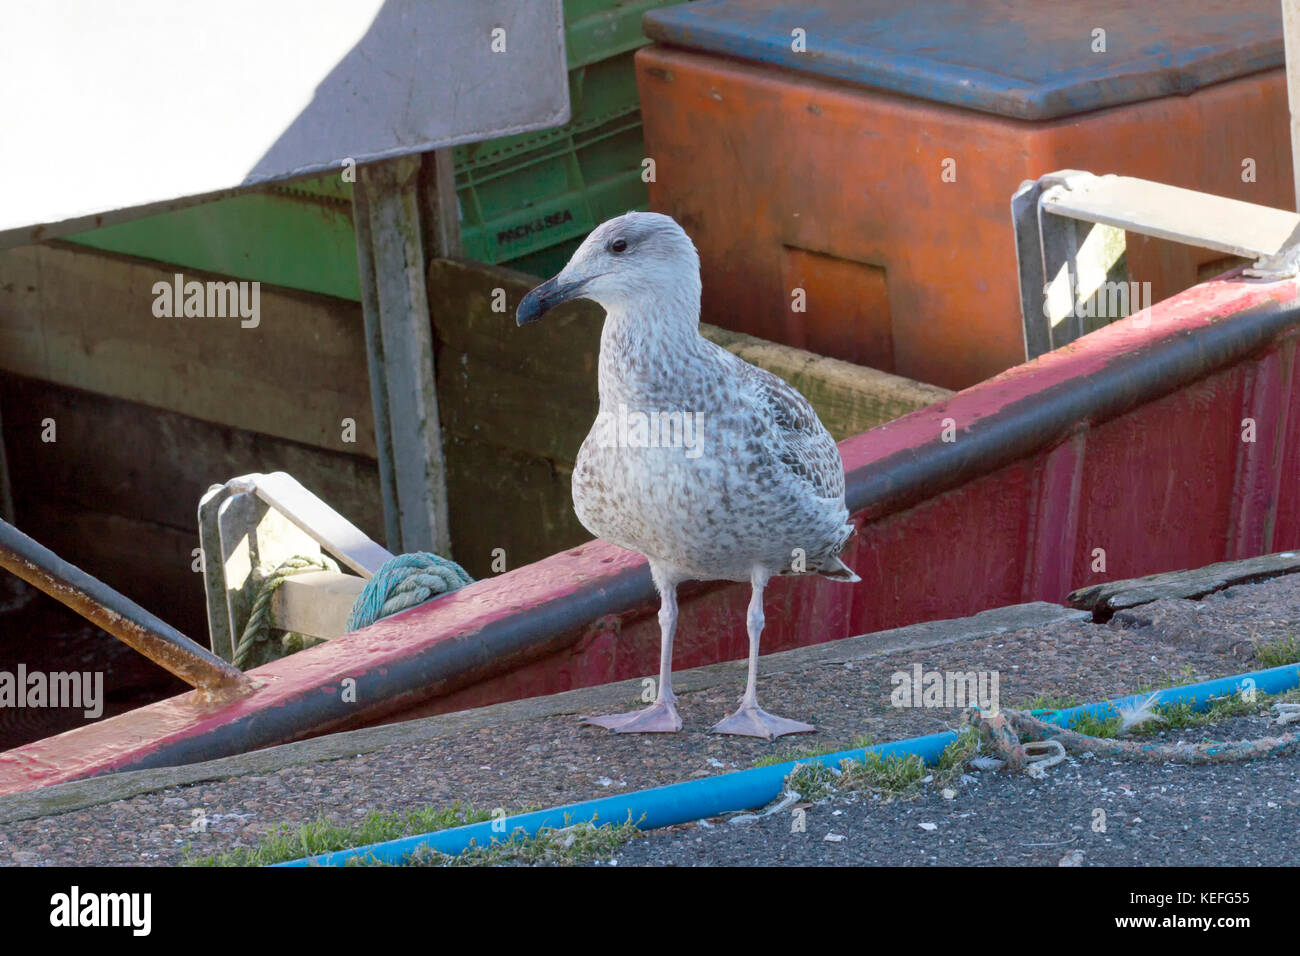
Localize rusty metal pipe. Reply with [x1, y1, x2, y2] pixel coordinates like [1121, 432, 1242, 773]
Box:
[0, 518, 250, 692]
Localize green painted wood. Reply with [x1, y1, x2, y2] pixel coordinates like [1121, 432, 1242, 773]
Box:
[65, 188, 362, 301]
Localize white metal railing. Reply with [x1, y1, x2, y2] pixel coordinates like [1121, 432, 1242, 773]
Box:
[1012, 170, 1300, 360]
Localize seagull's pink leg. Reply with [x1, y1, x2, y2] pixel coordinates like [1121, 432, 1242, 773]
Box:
[584, 571, 682, 733]
[711, 569, 815, 740]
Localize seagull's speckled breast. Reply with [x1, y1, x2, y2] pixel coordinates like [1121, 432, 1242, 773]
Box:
[572, 331, 852, 584]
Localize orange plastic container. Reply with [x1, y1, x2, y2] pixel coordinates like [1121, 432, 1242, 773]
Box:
[636, 0, 1293, 389]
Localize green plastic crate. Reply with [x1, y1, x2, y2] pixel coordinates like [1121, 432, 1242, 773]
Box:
[453, 0, 670, 170]
[452, 0, 683, 272]
[62, 0, 685, 295]
[457, 112, 649, 273]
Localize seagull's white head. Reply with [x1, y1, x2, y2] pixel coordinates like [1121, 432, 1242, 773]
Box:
[516, 212, 701, 326]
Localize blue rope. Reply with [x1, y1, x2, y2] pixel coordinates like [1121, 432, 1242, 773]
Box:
[346, 552, 475, 632]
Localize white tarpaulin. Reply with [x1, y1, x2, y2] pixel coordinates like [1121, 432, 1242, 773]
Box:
[0, 0, 568, 245]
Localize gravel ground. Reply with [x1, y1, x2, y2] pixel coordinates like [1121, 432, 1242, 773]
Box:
[606, 712, 1300, 867]
[1, 573, 1297, 866]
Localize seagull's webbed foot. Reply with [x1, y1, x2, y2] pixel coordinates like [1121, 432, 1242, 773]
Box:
[583, 697, 682, 733]
[711, 702, 814, 740]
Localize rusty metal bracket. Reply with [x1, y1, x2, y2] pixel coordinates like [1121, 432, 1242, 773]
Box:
[0, 518, 249, 693]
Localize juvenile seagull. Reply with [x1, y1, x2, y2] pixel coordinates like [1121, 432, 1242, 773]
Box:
[517, 212, 859, 739]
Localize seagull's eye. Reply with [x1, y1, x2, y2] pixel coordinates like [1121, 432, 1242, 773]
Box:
[609, 237, 628, 253]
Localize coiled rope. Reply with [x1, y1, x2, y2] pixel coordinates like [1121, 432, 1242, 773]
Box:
[233, 554, 339, 669]
[345, 552, 474, 632]
[234, 552, 474, 669]
[967, 703, 1300, 773]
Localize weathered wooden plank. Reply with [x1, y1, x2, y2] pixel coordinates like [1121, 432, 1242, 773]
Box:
[699, 326, 954, 441]
[0, 242, 376, 455]
[0, 246, 42, 351]
[443, 432, 590, 578]
[419, 149, 463, 260]
[272, 570, 366, 640]
[0, 375, 383, 539]
[13, 502, 208, 639]
[427, 257, 953, 460]
[354, 158, 450, 554]
[1044, 174, 1300, 262]
[438, 351, 597, 464]
[429, 259, 603, 389]
[1, 375, 385, 641]
[1069, 550, 1300, 614]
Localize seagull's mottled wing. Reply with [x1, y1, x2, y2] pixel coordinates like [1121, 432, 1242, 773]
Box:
[740, 361, 845, 500]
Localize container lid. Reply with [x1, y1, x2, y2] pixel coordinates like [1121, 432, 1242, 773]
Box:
[642, 0, 1283, 120]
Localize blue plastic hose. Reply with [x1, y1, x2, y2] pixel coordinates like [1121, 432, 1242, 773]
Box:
[277, 661, 1300, 866]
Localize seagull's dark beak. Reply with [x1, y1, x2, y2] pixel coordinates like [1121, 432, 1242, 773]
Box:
[516, 275, 591, 326]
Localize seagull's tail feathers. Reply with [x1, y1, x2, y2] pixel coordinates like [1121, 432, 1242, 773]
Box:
[817, 556, 861, 583]
[814, 521, 860, 582]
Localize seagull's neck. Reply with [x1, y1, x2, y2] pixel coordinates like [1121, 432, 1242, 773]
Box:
[597, 295, 709, 407]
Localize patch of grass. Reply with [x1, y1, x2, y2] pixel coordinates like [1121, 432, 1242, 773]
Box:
[1054, 690, 1281, 741]
[783, 761, 840, 801]
[386, 814, 644, 867]
[185, 803, 494, 867]
[838, 750, 929, 800]
[1273, 687, 1300, 706]
[1255, 634, 1300, 669]
[783, 727, 980, 803]
[1124, 691, 1265, 737]
[753, 734, 874, 768]
[934, 725, 981, 786]
[1008, 689, 1121, 737]
[1067, 713, 1122, 739]
[1018, 667, 1212, 719]
[1015, 692, 1080, 712]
